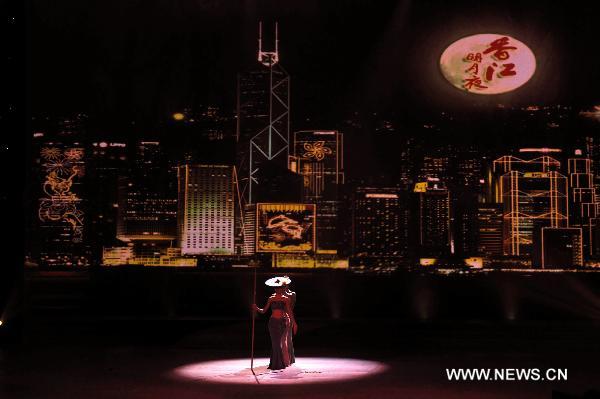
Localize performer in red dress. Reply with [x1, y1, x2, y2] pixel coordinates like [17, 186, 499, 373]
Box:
[253, 276, 298, 370]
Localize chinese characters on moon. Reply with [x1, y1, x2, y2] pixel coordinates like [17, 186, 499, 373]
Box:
[440, 34, 536, 95]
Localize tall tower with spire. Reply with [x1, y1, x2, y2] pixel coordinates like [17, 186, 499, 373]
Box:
[236, 22, 291, 206]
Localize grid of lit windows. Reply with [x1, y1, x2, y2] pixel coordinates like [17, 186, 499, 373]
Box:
[352, 188, 409, 258]
[178, 165, 235, 255]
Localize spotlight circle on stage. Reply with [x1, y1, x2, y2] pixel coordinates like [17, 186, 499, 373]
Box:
[172, 357, 387, 385]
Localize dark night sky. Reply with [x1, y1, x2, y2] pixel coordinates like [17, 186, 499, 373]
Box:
[30, 0, 600, 129]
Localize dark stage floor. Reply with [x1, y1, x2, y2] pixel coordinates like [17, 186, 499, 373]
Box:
[2, 318, 599, 399]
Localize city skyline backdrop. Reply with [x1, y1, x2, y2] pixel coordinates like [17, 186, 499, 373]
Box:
[22, 0, 600, 272]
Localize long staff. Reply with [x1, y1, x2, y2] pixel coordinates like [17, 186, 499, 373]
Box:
[250, 262, 257, 375]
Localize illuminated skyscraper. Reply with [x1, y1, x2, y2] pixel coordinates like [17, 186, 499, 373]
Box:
[30, 115, 90, 266]
[414, 179, 451, 257]
[177, 164, 235, 255]
[417, 145, 484, 257]
[567, 156, 600, 259]
[35, 140, 87, 265]
[477, 203, 503, 258]
[236, 22, 290, 205]
[494, 152, 568, 258]
[291, 130, 344, 252]
[292, 131, 343, 199]
[116, 141, 177, 243]
[450, 150, 483, 257]
[87, 141, 128, 263]
[352, 187, 409, 269]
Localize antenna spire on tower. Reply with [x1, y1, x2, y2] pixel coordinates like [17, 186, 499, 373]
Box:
[257, 21, 263, 63]
[257, 21, 279, 67]
[275, 22, 279, 56]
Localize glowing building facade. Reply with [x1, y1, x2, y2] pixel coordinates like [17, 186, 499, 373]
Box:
[415, 179, 451, 256]
[30, 115, 91, 267]
[352, 187, 409, 268]
[567, 156, 600, 259]
[291, 130, 344, 252]
[116, 142, 177, 242]
[494, 154, 568, 258]
[35, 140, 88, 266]
[87, 141, 128, 262]
[477, 203, 504, 258]
[177, 164, 235, 255]
[450, 150, 483, 257]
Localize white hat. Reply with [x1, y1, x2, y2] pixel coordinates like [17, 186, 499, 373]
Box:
[265, 276, 292, 287]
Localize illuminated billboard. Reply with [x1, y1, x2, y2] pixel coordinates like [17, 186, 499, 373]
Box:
[440, 34, 535, 95]
[256, 203, 316, 253]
